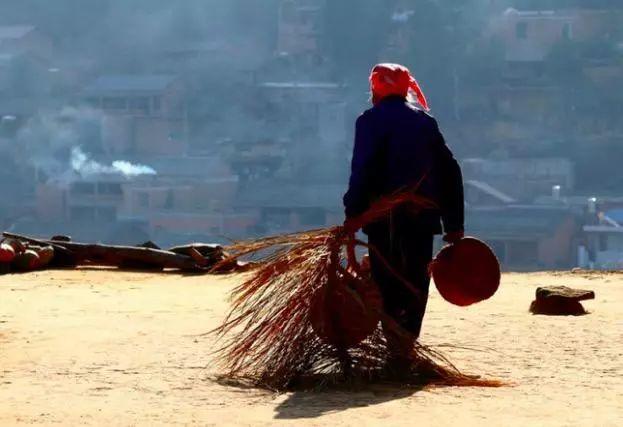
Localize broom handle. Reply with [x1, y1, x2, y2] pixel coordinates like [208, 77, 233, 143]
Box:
[344, 234, 361, 276]
[353, 238, 425, 303]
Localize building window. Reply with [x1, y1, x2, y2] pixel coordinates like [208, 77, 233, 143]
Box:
[129, 97, 150, 114]
[299, 9, 316, 26]
[97, 207, 117, 221]
[102, 97, 127, 110]
[562, 23, 573, 40]
[71, 182, 96, 195]
[516, 22, 528, 40]
[138, 192, 149, 208]
[98, 182, 122, 196]
[85, 97, 100, 107]
[70, 206, 96, 221]
[281, 1, 296, 23]
[153, 96, 162, 111]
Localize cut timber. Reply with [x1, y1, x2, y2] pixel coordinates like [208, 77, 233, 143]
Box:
[2, 232, 203, 271]
[530, 286, 595, 316]
[3, 233, 77, 267]
[169, 243, 229, 270]
[168, 243, 224, 259]
[47, 241, 202, 270]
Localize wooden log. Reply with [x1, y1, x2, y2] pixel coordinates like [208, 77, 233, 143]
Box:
[3, 233, 78, 267]
[168, 243, 224, 258]
[2, 232, 203, 271]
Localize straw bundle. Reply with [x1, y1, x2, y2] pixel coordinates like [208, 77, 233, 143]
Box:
[211, 192, 503, 390]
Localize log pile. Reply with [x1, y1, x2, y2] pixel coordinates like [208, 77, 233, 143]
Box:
[0, 232, 247, 274]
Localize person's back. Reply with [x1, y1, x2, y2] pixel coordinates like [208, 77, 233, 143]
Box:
[344, 94, 463, 236]
[364, 96, 437, 193]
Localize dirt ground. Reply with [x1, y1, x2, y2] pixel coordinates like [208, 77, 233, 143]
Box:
[0, 268, 621, 426]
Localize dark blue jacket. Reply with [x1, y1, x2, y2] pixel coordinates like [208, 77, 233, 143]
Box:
[343, 96, 464, 235]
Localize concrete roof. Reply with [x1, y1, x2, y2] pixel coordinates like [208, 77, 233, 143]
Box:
[83, 75, 178, 94]
[503, 9, 574, 20]
[148, 157, 237, 180]
[605, 208, 623, 223]
[0, 25, 35, 40]
[584, 225, 623, 233]
[236, 182, 344, 210]
[259, 82, 342, 89]
[467, 206, 576, 239]
[466, 180, 516, 204]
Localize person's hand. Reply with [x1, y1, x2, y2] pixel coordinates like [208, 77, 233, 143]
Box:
[443, 230, 464, 244]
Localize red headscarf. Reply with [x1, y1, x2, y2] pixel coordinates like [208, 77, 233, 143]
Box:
[369, 63, 429, 110]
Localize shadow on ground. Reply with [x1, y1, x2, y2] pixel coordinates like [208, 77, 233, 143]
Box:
[274, 383, 423, 419]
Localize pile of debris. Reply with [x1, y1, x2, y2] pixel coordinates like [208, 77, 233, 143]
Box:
[0, 232, 247, 274]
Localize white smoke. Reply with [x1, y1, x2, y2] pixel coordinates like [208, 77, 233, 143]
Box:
[71, 147, 156, 177]
[111, 160, 157, 176]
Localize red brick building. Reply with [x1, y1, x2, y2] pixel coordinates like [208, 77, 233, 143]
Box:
[277, 0, 325, 56]
[0, 25, 53, 61]
[82, 75, 188, 157]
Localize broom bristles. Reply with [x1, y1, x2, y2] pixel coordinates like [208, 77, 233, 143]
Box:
[211, 191, 504, 390]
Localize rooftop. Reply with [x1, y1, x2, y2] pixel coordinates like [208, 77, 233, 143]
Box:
[465, 180, 516, 204]
[467, 205, 577, 239]
[584, 225, 623, 233]
[148, 156, 237, 180]
[83, 75, 178, 95]
[503, 9, 571, 19]
[0, 25, 35, 41]
[259, 82, 342, 89]
[236, 182, 344, 209]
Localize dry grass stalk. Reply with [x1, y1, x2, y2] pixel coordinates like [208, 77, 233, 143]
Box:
[211, 192, 504, 390]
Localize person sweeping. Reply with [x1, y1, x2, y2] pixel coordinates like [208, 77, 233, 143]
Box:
[343, 63, 465, 368]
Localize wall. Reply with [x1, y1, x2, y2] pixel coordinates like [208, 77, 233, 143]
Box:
[123, 186, 194, 214]
[0, 28, 54, 61]
[36, 183, 66, 221]
[133, 117, 187, 156]
[277, 0, 325, 55]
[150, 212, 258, 236]
[463, 158, 574, 200]
[537, 216, 577, 268]
[493, 10, 574, 62]
[102, 115, 133, 155]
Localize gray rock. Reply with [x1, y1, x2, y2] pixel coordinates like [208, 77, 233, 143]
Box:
[530, 286, 595, 316]
[535, 286, 595, 302]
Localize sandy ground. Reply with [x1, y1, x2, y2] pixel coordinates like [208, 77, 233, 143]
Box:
[0, 268, 621, 426]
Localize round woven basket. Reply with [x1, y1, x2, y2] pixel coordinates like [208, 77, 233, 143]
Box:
[430, 237, 501, 307]
[310, 271, 382, 349]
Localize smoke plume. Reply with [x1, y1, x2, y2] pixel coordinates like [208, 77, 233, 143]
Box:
[70, 147, 156, 177]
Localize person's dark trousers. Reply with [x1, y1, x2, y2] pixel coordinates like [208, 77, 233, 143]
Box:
[366, 222, 434, 358]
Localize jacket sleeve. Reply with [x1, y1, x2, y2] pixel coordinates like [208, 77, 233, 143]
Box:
[431, 119, 464, 233]
[343, 113, 379, 219]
